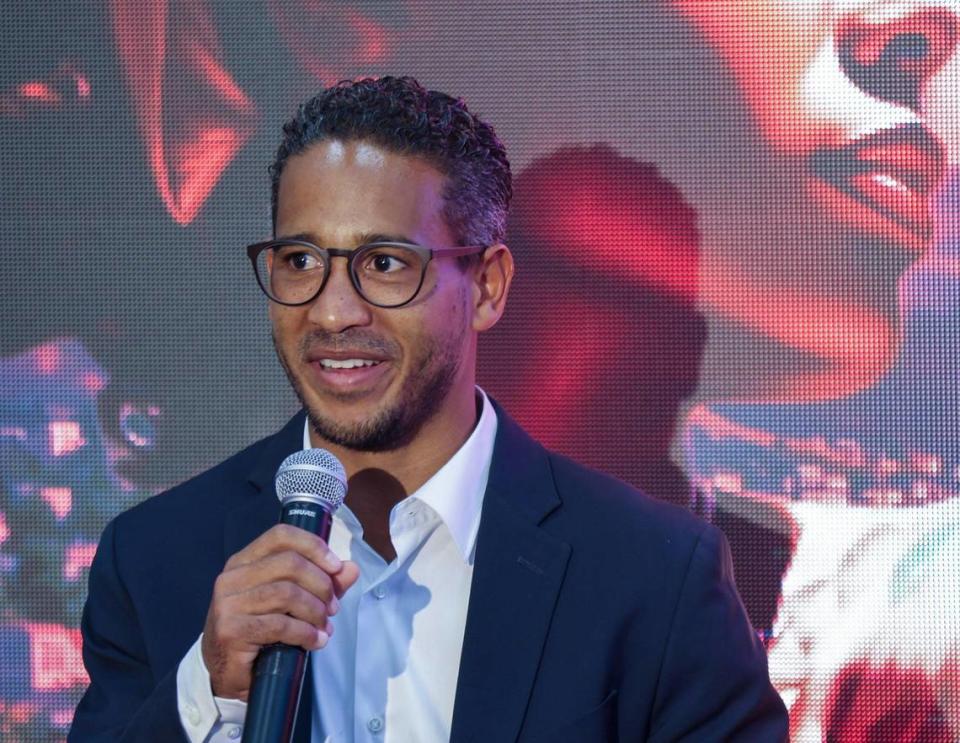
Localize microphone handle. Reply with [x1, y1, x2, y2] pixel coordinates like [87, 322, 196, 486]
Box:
[242, 500, 334, 743]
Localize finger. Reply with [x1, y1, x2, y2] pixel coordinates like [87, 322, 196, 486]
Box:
[227, 612, 328, 651]
[234, 580, 331, 628]
[218, 551, 338, 604]
[331, 560, 361, 598]
[225, 523, 342, 573]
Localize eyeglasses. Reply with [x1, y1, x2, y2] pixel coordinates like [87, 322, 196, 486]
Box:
[246, 239, 487, 308]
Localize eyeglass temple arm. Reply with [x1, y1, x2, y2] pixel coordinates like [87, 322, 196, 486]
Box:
[432, 245, 488, 257]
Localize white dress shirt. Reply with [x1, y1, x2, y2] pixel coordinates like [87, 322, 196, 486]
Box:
[177, 390, 498, 742]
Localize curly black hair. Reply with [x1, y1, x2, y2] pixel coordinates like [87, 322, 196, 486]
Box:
[270, 76, 512, 248]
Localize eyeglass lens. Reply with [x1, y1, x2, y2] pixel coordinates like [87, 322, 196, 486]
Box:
[256, 242, 428, 307]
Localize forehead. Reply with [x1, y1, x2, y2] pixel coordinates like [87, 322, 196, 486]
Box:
[275, 139, 453, 246]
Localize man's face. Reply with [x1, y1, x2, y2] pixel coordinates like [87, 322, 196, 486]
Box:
[675, 0, 959, 249]
[270, 139, 474, 451]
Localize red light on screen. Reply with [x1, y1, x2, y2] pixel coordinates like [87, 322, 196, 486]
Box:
[110, 0, 258, 225]
[39, 487, 72, 520]
[347, 9, 389, 63]
[163, 126, 246, 226]
[824, 660, 953, 742]
[76, 73, 91, 98]
[684, 405, 777, 448]
[269, 1, 397, 85]
[33, 343, 62, 374]
[64, 541, 98, 581]
[521, 177, 699, 302]
[6, 700, 38, 724]
[25, 623, 88, 691]
[48, 421, 84, 457]
[18, 82, 61, 104]
[908, 452, 942, 475]
[81, 371, 107, 393]
[191, 45, 249, 109]
[704, 257, 894, 396]
[1, 65, 92, 118]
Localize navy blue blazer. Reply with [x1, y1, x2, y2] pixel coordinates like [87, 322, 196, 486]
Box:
[71, 407, 788, 742]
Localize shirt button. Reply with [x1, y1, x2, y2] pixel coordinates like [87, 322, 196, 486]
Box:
[184, 703, 200, 726]
[227, 726, 242, 739]
[367, 716, 384, 733]
[373, 585, 386, 600]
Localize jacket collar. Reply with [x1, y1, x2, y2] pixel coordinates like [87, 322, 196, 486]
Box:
[225, 404, 570, 743]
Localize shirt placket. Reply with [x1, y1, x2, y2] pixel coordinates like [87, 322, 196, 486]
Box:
[353, 500, 435, 742]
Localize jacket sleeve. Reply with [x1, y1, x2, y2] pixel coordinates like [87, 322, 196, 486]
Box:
[69, 517, 189, 743]
[647, 524, 790, 742]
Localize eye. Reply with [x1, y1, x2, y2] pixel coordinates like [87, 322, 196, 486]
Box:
[363, 250, 412, 274]
[290, 252, 318, 270]
[276, 247, 322, 272]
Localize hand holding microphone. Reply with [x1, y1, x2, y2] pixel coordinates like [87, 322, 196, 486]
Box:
[199, 449, 358, 732]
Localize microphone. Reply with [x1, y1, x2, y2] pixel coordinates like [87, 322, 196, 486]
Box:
[241, 448, 347, 743]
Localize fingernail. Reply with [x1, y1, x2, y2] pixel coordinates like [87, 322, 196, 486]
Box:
[326, 552, 342, 571]
[329, 596, 340, 616]
[316, 630, 329, 648]
[325, 619, 335, 637]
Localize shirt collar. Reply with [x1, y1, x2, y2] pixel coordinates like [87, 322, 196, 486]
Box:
[302, 387, 498, 564]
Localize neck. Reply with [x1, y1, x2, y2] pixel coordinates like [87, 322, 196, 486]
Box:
[309, 383, 480, 564]
[308, 383, 481, 506]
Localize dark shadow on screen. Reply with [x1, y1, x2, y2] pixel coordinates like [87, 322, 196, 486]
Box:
[478, 145, 706, 509]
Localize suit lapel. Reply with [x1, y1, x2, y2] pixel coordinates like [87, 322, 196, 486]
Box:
[450, 409, 571, 743]
[223, 410, 306, 560]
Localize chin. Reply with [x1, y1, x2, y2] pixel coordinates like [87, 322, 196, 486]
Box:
[304, 389, 417, 452]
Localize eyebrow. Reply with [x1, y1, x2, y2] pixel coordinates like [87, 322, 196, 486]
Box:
[275, 231, 420, 247]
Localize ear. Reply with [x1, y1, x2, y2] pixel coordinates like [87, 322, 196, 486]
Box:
[471, 243, 515, 332]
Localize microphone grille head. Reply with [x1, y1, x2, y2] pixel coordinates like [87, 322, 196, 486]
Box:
[275, 448, 347, 511]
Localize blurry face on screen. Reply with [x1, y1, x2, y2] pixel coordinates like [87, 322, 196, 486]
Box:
[269, 139, 474, 452]
[676, 0, 959, 251]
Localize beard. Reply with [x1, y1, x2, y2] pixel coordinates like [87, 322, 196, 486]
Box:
[272, 307, 465, 452]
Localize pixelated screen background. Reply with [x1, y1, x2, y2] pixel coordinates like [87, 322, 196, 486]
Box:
[2, 1, 959, 740]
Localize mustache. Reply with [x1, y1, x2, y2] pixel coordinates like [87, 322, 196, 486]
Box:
[297, 329, 399, 358]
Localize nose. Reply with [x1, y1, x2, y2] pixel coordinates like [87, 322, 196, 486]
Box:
[305, 256, 373, 332]
[837, 7, 959, 110]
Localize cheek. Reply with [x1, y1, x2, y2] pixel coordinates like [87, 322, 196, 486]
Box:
[415, 283, 472, 350]
[269, 306, 302, 347]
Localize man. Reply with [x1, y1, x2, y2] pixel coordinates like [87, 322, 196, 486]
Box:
[71, 76, 787, 742]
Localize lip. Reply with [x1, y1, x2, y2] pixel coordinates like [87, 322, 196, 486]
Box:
[305, 347, 390, 363]
[305, 357, 392, 395]
[302, 346, 394, 395]
[808, 123, 946, 246]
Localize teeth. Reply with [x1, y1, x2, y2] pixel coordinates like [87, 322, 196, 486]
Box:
[319, 358, 380, 369]
[873, 173, 908, 193]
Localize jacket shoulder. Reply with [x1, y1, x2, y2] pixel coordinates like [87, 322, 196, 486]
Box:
[106, 425, 285, 554]
[544, 450, 711, 561]
[545, 449, 704, 531]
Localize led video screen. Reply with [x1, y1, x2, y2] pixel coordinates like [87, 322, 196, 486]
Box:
[1, 2, 958, 740]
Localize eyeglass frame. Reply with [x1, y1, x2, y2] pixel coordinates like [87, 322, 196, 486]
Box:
[246, 238, 488, 309]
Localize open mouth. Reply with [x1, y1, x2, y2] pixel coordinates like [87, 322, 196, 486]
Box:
[808, 123, 946, 246]
[318, 358, 383, 370]
[304, 349, 392, 395]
